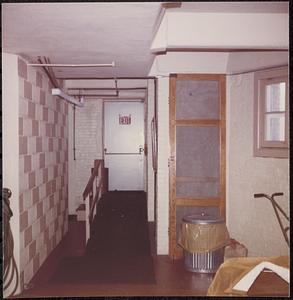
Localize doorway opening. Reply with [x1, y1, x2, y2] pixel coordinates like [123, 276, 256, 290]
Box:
[103, 100, 146, 191]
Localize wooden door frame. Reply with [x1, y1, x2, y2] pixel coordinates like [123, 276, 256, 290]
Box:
[168, 73, 226, 259]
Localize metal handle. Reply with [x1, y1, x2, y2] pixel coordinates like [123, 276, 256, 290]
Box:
[254, 193, 266, 198]
[104, 147, 144, 155]
[254, 192, 289, 246]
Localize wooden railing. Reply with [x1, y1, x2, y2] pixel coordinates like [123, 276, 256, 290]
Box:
[83, 159, 108, 243]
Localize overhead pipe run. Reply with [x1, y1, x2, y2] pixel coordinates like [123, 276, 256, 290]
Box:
[52, 88, 84, 107]
[28, 62, 115, 67]
[37, 57, 59, 89]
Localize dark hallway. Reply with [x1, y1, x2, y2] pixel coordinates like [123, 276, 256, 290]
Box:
[18, 191, 214, 297]
[51, 191, 155, 284]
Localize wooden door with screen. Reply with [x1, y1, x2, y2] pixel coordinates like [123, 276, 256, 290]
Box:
[169, 74, 226, 259]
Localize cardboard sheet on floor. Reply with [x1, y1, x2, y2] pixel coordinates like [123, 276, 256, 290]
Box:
[207, 255, 289, 296]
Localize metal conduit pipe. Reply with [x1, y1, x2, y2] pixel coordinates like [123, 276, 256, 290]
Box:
[28, 62, 115, 67]
[56, 76, 157, 80]
[37, 58, 59, 89]
[67, 87, 147, 91]
[73, 105, 76, 161]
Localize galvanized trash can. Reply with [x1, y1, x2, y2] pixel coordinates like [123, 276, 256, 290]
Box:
[179, 213, 230, 273]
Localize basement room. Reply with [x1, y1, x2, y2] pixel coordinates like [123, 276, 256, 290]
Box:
[2, 1, 289, 297]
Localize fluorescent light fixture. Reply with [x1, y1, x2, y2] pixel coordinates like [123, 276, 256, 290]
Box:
[52, 88, 84, 107]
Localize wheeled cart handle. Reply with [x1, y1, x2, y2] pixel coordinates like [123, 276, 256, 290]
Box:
[254, 193, 266, 198]
[253, 192, 289, 247]
[272, 192, 284, 197]
[254, 192, 284, 199]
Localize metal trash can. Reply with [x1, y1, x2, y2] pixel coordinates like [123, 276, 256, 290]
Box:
[179, 213, 230, 273]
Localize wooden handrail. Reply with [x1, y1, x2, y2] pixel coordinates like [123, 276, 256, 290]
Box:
[88, 179, 103, 224]
[82, 159, 108, 242]
[83, 159, 102, 200]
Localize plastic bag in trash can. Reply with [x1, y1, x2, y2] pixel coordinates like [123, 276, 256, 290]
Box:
[179, 222, 230, 253]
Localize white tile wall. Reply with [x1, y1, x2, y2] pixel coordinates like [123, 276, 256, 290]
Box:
[36, 233, 44, 253]
[17, 72, 24, 91]
[39, 184, 47, 200]
[27, 66, 36, 85]
[39, 245, 47, 266]
[31, 154, 38, 170]
[32, 87, 40, 104]
[20, 244, 29, 271]
[27, 137, 36, 154]
[35, 104, 42, 121]
[32, 219, 40, 240]
[27, 205, 37, 225]
[19, 156, 25, 175]
[68, 99, 103, 214]
[23, 190, 34, 210]
[23, 260, 33, 286]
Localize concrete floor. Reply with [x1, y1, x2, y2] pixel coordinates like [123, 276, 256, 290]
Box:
[18, 219, 214, 297]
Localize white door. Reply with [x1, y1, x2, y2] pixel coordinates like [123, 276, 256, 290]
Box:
[104, 101, 145, 191]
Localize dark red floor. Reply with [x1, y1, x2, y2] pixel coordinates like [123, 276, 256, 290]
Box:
[18, 219, 214, 297]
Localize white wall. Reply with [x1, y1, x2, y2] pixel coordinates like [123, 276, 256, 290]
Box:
[149, 52, 229, 75]
[226, 73, 289, 256]
[151, 11, 289, 51]
[147, 79, 155, 222]
[155, 77, 170, 254]
[68, 99, 103, 214]
[2, 53, 21, 295]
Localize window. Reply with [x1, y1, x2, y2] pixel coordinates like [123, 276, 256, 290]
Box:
[254, 67, 289, 158]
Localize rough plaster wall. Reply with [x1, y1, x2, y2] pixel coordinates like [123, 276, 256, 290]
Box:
[17, 56, 69, 287]
[156, 77, 170, 254]
[68, 99, 103, 214]
[2, 53, 21, 296]
[226, 73, 289, 257]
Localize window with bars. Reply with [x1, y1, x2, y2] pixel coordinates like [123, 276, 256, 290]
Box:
[254, 67, 289, 158]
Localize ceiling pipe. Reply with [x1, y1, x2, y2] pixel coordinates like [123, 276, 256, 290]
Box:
[69, 93, 120, 97]
[67, 87, 147, 91]
[37, 57, 59, 88]
[28, 62, 115, 67]
[52, 88, 84, 107]
[57, 76, 157, 80]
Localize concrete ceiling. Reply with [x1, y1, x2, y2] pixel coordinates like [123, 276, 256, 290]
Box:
[2, 2, 162, 79]
[2, 2, 289, 79]
[178, 1, 288, 13]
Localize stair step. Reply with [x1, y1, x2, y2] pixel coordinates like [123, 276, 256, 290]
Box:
[76, 203, 86, 221]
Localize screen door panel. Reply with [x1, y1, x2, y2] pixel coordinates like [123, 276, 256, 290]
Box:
[169, 74, 226, 259]
[176, 80, 219, 119]
[176, 126, 220, 198]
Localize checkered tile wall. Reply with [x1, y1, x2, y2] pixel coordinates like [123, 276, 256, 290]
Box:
[18, 57, 68, 286]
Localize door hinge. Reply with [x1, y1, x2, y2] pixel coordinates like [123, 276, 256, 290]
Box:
[168, 156, 175, 167]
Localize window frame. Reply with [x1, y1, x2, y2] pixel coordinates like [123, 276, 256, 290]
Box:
[254, 67, 289, 158]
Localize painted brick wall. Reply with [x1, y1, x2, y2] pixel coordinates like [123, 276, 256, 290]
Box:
[156, 77, 170, 255]
[68, 99, 103, 214]
[18, 57, 68, 287]
[147, 79, 155, 222]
